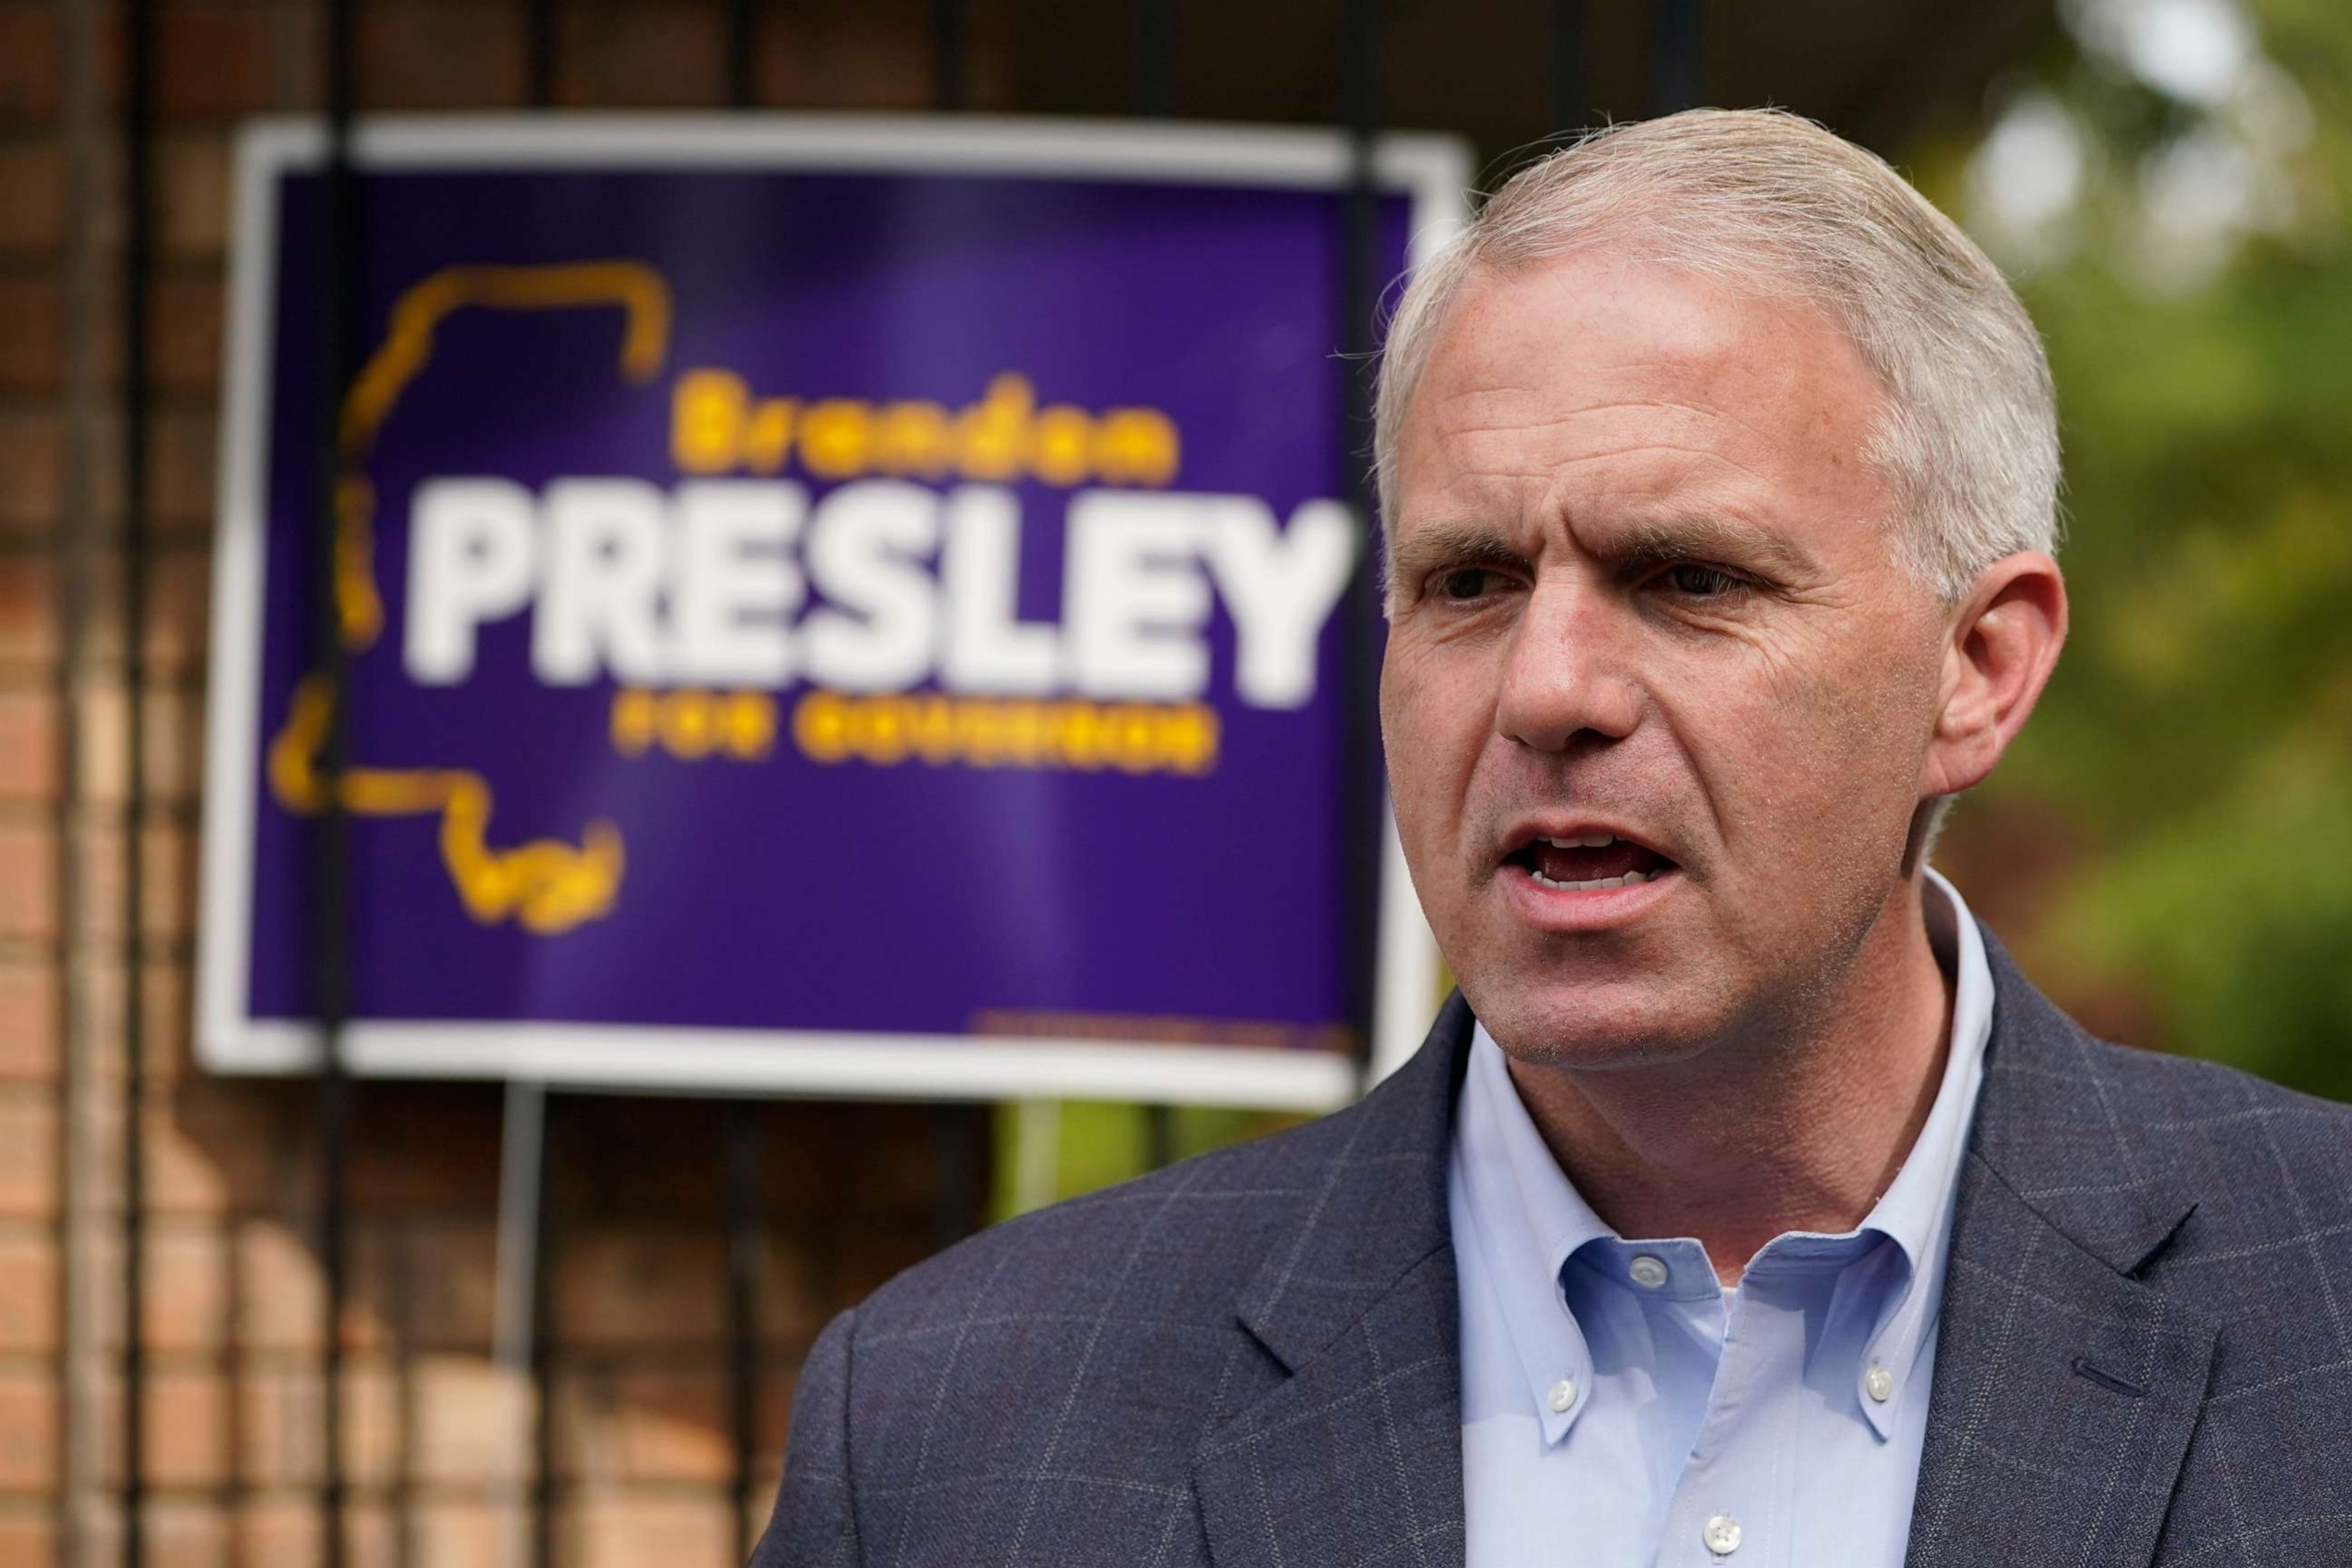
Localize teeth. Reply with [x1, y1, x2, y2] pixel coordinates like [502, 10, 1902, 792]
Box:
[1530, 868, 1655, 892]
[1537, 833, 1618, 849]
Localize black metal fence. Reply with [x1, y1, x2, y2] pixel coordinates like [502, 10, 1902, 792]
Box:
[105, 2, 1706, 1563]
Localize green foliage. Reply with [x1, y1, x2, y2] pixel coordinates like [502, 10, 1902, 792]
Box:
[1926, 0, 2352, 1096]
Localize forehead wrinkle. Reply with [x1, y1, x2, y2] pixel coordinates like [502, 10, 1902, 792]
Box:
[1410, 393, 1814, 490]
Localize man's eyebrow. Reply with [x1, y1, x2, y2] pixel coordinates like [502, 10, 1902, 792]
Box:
[1611, 513, 1818, 577]
[1386, 521, 1533, 580]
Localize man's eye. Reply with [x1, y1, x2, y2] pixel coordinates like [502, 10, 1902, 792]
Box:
[1665, 564, 1743, 598]
[1438, 568, 1498, 600]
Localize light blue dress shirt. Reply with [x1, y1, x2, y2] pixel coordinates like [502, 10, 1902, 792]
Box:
[1450, 870, 1995, 1566]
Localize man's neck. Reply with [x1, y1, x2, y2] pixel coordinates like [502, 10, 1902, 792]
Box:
[1502, 880, 1957, 1287]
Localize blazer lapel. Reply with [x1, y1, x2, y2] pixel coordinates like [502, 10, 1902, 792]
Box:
[1194, 995, 1473, 1568]
[1906, 937, 2216, 1568]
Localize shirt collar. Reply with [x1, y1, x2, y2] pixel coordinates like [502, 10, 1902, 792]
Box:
[1451, 867, 1997, 1446]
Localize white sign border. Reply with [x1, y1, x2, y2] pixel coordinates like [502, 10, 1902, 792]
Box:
[198, 113, 1467, 1111]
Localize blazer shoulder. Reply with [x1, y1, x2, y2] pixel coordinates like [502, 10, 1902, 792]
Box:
[2074, 1034, 2352, 1230]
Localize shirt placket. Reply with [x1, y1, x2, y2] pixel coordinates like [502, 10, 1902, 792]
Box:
[1658, 1267, 1802, 1568]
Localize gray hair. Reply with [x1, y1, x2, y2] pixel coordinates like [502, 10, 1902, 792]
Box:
[1373, 108, 2061, 603]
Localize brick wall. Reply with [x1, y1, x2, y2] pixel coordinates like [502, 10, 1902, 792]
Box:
[0, 3, 1004, 1563]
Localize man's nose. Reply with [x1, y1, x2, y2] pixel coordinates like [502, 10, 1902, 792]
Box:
[1494, 580, 1642, 753]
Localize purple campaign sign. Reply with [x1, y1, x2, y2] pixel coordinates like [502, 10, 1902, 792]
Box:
[198, 118, 1463, 1106]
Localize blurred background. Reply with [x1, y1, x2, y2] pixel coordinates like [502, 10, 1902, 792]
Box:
[1, 0, 2347, 1564]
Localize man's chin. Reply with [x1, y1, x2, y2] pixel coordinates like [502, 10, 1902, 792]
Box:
[1459, 974, 1732, 1073]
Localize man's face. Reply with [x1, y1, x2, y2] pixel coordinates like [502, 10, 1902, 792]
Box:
[1381, 250, 1952, 1066]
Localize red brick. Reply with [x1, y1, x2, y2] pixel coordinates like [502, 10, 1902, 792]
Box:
[156, 5, 281, 120]
[0, 1230, 57, 1352]
[233, 1215, 322, 1351]
[151, 275, 223, 394]
[158, 132, 231, 260]
[140, 1496, 229, 1568]
[145, 1222, 228, 1351]
[80, 678, 201, 806]
[0, 279, 61, 390]
[237, 1361, 400, 1488]
[0, 820, 56, 943]
[559, 1365, 730, 1484]
[0, 961, 59, 1080]
[559, 2, 727, 107]
[347, 1085, 503, 1212]
[410, 1499, 512, 1568]
[0, 1369, 57, 1488]
[74, 818, 193, 944]
[412, 1353, 530, 1483]
[755, 11, 937, 111]
[77, 1369, 234, 1490]
[151, 404, 217, 534]
[80, 1083, 281, 1217]
[78, 1220, 230, 1353]
[234, 1498, 402, 1568]
[0, 552, 59, 665]
[86, 543, 211, 678]
[80, 957, 195, 1085]
[0, 1511, 56, 1568]
[358, 2, 527, 109]
[0, 142, 60, 253]
[554, 1227, 727, 1348]
[0, 1095, 53, 1216]
[0, 5, 58, 123]
[756, 1233, 828, 1343]
[405, 1220, 498, 1351]
[565, 1492, 733, 1568]
[0, 684, 57, 799]
[0, 412, 63, 535]
[754, 1369, 796, 1481]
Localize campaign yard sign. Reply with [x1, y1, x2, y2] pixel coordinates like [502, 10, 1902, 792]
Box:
[198, 116, 1465, 1108]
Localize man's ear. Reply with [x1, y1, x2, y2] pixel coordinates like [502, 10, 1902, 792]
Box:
[1919, 550, 2068, 800]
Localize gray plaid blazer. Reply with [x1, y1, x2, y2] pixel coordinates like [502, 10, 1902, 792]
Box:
[753, 933, 2352, 1566]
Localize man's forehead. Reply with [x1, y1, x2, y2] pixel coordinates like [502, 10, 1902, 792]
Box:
[1393, 253, 1890, 537]
[1426, 253, 1815, 394]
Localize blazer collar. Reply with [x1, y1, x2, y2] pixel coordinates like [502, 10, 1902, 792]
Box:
[1904, 929, 2213, 1568]
[1196, 992, 1475, 1568]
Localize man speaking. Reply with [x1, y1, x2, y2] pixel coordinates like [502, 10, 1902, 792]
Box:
[753, 109, 2352, 1566]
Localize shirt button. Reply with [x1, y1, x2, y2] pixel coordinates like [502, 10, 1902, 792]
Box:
[1548, 1377, 1577, 1413]
[1702, 1514, 1743, 1555]
[1628, 1254, 1670, 1289]
[1865, 1364, 1895, 1403]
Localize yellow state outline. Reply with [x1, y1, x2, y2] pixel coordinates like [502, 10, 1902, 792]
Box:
[266, 261, 670, 935]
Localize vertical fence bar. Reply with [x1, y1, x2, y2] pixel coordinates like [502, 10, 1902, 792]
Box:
[1339, 0, 1383, 1078]
[1134, 0, 1174, 120]
[933, 0, 969, 111]
[1646, 0, 1703, 115]
[729, 0, 758, 108]
[719, 8, 766, 1555]
[56, 0, 104, 1560]
[118, 0, 155, 1557]
[517, 11, 561, 1559]
[723, 1108, 763, 1560]
[532, 1111, 557, 1568]
[1135, 0, 1177, 1168]
[529, 0, 559, 108]
[312, 0, 361, 1560]
[926, 0, 982, 1246]
[1550, 0, 1588, 136]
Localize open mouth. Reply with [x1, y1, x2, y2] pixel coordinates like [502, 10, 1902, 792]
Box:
[1503, 831, 1679, 893]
